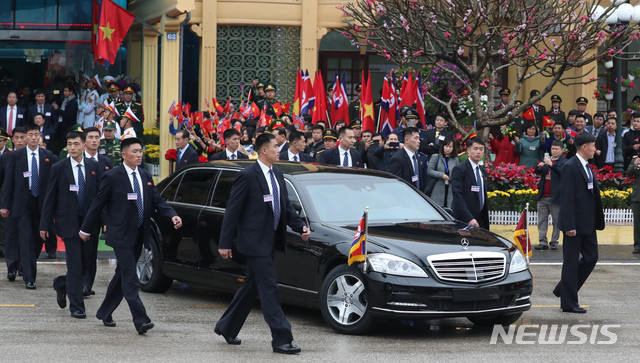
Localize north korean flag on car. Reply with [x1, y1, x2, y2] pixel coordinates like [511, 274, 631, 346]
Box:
[513, 208, 532, 258]
[348, 211, 368, 266]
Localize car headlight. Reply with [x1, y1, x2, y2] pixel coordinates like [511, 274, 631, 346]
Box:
[509, 249, 528, 273]
[367, 253, 428, 277]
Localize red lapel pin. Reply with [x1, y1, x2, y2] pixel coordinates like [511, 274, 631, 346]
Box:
[91, 171, 96, 175]
[45, 159, 50, 162]
[147, 182, 152, 186]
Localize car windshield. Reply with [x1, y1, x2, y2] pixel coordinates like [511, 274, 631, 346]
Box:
[300, 175, 445, 225]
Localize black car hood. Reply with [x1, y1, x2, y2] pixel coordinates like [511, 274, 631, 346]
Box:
[323, 220, 514, 262]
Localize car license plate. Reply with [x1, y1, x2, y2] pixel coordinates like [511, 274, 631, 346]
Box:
[452, 288, 500, 302]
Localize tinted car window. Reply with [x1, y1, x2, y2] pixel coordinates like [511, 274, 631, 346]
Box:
[161, 173, 184, 202]
[285, 180, 303, 215]
[210, 170, 237, 208]
[174, 169, 217, 206]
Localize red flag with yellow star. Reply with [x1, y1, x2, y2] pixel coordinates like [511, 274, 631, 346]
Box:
[95, 0, 135, 65]
[91, 0, 101, 64]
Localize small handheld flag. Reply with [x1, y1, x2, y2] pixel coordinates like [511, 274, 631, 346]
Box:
[348, 208, 368, 267]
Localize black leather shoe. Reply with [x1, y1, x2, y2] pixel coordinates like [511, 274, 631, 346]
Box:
[633, 249, 640, 254]
[214, 327, 241, 345]
[273, 343, 301, 354]
[82, 287, 91, 297]
[562, 307, 587, 313]
[137, 322, 154, 335]
[25, 282, 36, 290]
[55, 284, 66, 309]
[534, 244, 549, 250]
[48, 253, 56, 259]
[550, 243, 558, 250]
[89, 289, 95, 295]
[552, 288, 560, 298]
[71, 311, 86, 319]
[102, 319, 116, 327]
[7, 272, 16, 282]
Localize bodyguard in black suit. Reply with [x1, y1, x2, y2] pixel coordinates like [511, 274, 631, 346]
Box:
[0, 92, 27, 133]
[215, 133, 309, 354]
[52, 86, 79, 155]
[81, 127, 112, 295]
[318, 127, 363, 167]
[40, 131, 100, 318]
[79, 138, 182, 333]
[421, 114, 453, 156]
[451, 137, 489, 229]
[210, 129, 249, 161]
[552, 133, 604, 313]
[388, 127, 424, 190]
[32, 113, 56, 148]
[175, 130, 199, 170]
[27, 89, 57, 131]
[0, 124, 57, 289]
[279, 131, 313, 162]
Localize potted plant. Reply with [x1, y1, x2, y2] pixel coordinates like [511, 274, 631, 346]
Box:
[621, 77, 636, 92]
[594, 85, 613, 101]
[599, 53, 614, 69]
[629, 68, 640, 81]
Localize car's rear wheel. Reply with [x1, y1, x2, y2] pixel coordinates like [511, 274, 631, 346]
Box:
[467, 312, 523, 326]
[137, 235, 173, 293]
[319, 265, 374, 335]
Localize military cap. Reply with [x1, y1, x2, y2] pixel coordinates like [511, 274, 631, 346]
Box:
[108, 84, 119, 91]
[551, 94, 562, 103]
[270, 119, 285, 129]
[123, 86, 135, 94]
[0, 128, 9, 140]
[349, 119, 362, 129]
[264, 82, 276, 92]
[530, 89, 540, 98]
[64, 75, 76, 84]
[499, 88, 511, 96]
[404, 108, 419, 120]
[400, 105, 413, 116]
[68, 124, 83, 133]
[355, 84, 362, 92]
[103, 120, 117, 130]
[576, 97, 588, 105]
[322, 128, 338, 140]
[256, 82, 264, 89]
[103, 75, 116, 84]
[514, 100, 523, 107]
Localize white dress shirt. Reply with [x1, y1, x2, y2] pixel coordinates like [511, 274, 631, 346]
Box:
[287, 149, 300, 161]
[26, 146, 40, 191]
[404, 148, 417, 175]
[124, 163, 144, 205]
[257, 159, 278, 212]
[470, 159, 484, 192]
[84, 150, 98, 161]
[70, 157, 86, 185]
[576, 154, 592, 182]
[225, 148, 238, 160]
[340, 146, 351, 167]
[177, 145, 190, 161]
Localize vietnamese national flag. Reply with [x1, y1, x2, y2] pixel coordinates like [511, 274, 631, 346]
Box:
[91, 0, 101, 63]
[182, 102, 191, 116]
[272, 102, 282, 116]
[542, 115, 554, 128]
[312, 70, 328, 125]
[168, 101, 181, 117]
[231, 111, 240, 120]
[361, 71, 375, 133]
[513, 208, 532, 258]
[250, 102, 261, 118]
[399, 72, 415, 108]
[224, 97, 232, 114]
[521, 107, 536, 121]
[95, 0, 135, 65]
[194, 111, 203, 125]
[202, 119, 215, 134]
[212, 97, 224, 113]
[281, 102, 291, 115]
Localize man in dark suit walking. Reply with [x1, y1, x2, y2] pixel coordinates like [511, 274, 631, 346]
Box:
[79, 138, 183, 333]
[27, 89, 57, 130]
[0, 92, 26, 134]
[318, 127, 362, 167]
[210, 129, 249, 161]
[388, 127, 423, 190]
[533, 140, 566, 250]
[279, 131, 313, 162]
[552, 132, 604, 313]
[215, 133, 310, 354]
[0, 124, 57, 289]
[451, 137, 489, 229]
[40, 131, 100, 318]
[175, 130, 199, 170]
[82, 126, 112, 296]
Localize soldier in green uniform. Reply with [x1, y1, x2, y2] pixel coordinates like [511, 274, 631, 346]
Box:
[349, 84, 362, 123]
[58, 124, 84, 159]
[115, 86, 144, 137]
[99, 120, 122, 167]
[314, 128, 338, 163]
[251, 81, 265, 106]
[106, 83, 120, 105]
[262, 82, 285, 118]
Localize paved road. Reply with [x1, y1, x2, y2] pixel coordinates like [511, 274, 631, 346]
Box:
[0, 250, 639, 362]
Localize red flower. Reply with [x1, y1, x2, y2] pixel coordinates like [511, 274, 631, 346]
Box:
[165, 149, 177, 161]
[198, 155, 209, 163]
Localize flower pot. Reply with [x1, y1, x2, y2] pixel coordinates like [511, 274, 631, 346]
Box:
[604, 92, 614, 100]
[621, 86, 628, 92]
[604, 60, 614, 68]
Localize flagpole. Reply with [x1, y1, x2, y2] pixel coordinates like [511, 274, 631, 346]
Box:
[363, 206, 369, 274]
[525, 203, 530, 265]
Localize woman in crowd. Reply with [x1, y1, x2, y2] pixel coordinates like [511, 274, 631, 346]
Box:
[426, 136, 459, 208]
[488, 124, 519, 165]
[515, 122, 545, 168]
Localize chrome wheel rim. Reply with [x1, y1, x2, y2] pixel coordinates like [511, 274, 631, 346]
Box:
[136, 246, 153, 284]
[325, 273, 367, 326]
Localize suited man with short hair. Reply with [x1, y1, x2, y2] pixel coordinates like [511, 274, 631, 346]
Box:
[388, 127, 424, 190]
[0, 124, 57, 289]
[533, 140, 566, 251]
[552, 132, 604, 313]
[215, 133, 310, 354]
[318, 127, 362, 167]
[79, 138, 183, 334]
[40, 131, 100, 318]
[594, 117, 618, 169]
[175, 130, 199, 170]
[0, 92, 26, 134]
[451, 137, 489, 229]
[280, 131, 313, 162]
[27, 89, 57, 132]
[210, 128, 249, 161]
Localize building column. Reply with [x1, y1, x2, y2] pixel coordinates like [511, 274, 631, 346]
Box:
[127, 33, 143, 87]
[143, 28, 159, 130]
[193, 0, 217, 105]
[159, 14, 185, 179]
[300, 0, 318, 73]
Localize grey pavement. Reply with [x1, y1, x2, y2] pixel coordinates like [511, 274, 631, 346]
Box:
[0, 247, 638, 362]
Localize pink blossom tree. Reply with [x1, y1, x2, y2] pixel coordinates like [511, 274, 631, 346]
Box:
[339, 0, 640, 137]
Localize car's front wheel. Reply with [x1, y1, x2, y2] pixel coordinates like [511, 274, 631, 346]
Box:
[319, 265, 374, 335]
[467, 312, 523, 327]
[137, 234, 173, 293]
